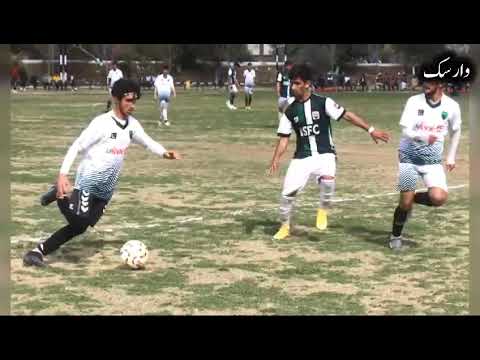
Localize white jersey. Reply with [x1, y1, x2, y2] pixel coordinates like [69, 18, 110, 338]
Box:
[243, 69, 255, 86]
[60, 111, 166, 201]
[154, 74, 174, 95]
[399, 93, 461, 165]
[107, 68, 123, 88]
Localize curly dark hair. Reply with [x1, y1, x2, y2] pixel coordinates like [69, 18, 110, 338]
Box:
[289, 63, 313, 82]
[111, 79, 141, 100]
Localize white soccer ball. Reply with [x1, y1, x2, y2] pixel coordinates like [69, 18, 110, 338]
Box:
[120, 240, 149, 269]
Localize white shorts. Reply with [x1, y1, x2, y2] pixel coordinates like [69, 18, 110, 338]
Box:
[282, 153, 336, 197]
[244, 85, 254, 95]
[158, 90, 171, 103]
[397, 163, 448, 192]
[228, 84, 238, 94]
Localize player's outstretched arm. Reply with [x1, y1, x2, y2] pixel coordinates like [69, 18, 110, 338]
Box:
[343, 111, 390, 144]
[132, 127, 182, 160]
[268, 136, 289, 175]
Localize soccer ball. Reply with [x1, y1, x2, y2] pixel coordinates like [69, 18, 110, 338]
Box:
[120, 240, 149, 269]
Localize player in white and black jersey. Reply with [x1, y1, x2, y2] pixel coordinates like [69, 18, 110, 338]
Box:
[389, 77, 462, 250]
[23, 79, 181, 267]
[226, 62, 241, 110]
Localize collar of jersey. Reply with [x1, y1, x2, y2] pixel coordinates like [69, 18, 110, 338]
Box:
[111, 113, 129, 129]
[296, 95, 312, 104]
[425, 93, 442, 108]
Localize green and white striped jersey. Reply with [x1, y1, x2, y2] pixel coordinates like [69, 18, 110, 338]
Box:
[277, 93, 346, 159]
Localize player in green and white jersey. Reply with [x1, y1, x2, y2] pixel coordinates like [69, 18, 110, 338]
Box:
[268, 64, 390, 240]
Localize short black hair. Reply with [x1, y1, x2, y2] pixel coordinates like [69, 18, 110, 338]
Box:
[111, 79, 141, 100]
[289, 63, 313, 82]
[248, 62, 252, 66]
[163, 64, 169, 70]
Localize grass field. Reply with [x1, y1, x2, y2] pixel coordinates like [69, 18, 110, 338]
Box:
[10, 88, 470, 315]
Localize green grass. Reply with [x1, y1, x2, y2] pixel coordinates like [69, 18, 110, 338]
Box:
[10, 88, 469, 314]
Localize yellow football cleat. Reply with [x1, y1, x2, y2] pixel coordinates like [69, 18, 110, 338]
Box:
[273, 224, 290, 240]
[316, 209, 328, 230]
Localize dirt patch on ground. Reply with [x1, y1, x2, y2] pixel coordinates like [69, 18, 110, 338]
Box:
[79, 287, 188, 315]
[11, 259, 66, 287]
[186, 267, 258, 286]
[360, 272, 435, 314]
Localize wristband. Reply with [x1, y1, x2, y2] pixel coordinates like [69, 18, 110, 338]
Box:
[368, 126, 375, 134]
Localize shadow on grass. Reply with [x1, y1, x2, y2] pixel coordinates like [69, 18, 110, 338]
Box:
[242, 218, 279, 236]
[340, 224, 418, 249]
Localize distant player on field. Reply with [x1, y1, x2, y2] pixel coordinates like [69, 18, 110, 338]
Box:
[243, 62, 256, 110]
[389, 77, 462, 250]
[106, 61, 123, 112]
[154, 65, 176, 126]
[268, 64, 390, 240]
[226, 62, 241, 110]
[276, 60, 294, 120]
[23, 79, 181, 267]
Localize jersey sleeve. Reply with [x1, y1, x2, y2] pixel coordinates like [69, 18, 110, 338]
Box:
[107, 70, 112, 79]
[131, 121, 167, 157]
[228, 69, 232, 77]
[399, 97, 416, 128]
[325, 97, 346, 121]
[449, 102, 462, 132]
[277, 72, 282, 82]
[277, 113, 293, 137]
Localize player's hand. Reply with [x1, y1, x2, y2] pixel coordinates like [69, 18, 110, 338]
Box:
[428, 135, 438, 145]
[370, 129, 390, 144]
[446, 163, 456, 172]
[163, 151, 182, 160]
[56, 174, 71, 199]
[268, 160, 280, 176]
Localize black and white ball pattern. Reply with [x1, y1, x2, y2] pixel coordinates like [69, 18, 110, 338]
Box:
[120, 240, 149, 269]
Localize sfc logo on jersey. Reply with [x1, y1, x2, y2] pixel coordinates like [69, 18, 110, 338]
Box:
[312, 111, 320, 120]
[441, 111, 448, 120]
[418, 109, 424, 116]
[293, 116, 300, 124]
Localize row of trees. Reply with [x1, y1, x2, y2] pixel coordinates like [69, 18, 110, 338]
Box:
[11, 44, 469, 71]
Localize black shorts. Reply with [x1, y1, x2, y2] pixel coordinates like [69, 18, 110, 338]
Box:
[58, 189, 108, 229]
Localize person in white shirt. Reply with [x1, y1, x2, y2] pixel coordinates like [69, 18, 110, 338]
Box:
[106, 61, 124, 112]
[23, 79, 181, 267]
[389, 78, 462, 250]
[154, 65, 176, 126]
[243, 62, 256, 110]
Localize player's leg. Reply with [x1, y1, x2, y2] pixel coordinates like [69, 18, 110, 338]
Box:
[278, 97, 287, 121]
[106, 88, 112, 112]
[244, 86, 249, 108]
[415, 164, 448, 207]
[390, 163, 418, 249]
[274, 159, 311, 240]
[314, 153, 337, 230]
[160, 93, 171, 125]
[24, 190, 107, 267]
[249, 87, 254, 108]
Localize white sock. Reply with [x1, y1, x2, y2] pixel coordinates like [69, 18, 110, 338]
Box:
[319, 178, 335, 209]
[279, 195, 295, 225]
[162, 108, 168, 120]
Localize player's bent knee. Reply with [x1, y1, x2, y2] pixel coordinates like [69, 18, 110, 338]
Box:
[430, 191, 448, 207]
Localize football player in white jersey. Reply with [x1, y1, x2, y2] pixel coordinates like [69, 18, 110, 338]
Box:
[154, 65, 176, 126]
[389, 78, 462, 250]
[106, 61, 124, 112]
[23, 79, 181, 267]
[243, 62, 255, 110]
